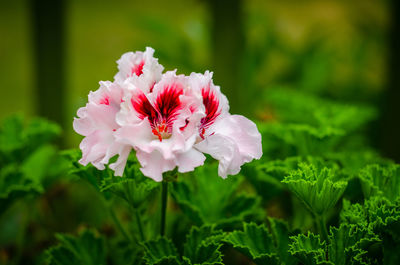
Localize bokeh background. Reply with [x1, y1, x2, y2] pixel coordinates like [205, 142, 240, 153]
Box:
[1, 0, 398, 160]
[1, 0, 400, 263]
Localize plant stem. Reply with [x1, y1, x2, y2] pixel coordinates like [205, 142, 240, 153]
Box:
[110, 207, 132, 243]
[135, 210, 145, 241]
[316, 215, 329, 242]
[160, 181, 168, 236]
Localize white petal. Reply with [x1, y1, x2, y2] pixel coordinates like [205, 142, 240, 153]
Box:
[136, 150, 176, 182]
[109, 145, 132, 176]
[175, 149, 206, 173]
[195, 134, 240, 178]
[114, 118, 154, 153]
[195, 114, 262, 178]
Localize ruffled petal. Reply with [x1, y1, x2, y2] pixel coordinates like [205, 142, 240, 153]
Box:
[114, 118, 155, 153]
[109, 145, 132, 176]
[195, 134, 240, 178]
[195, 114, 262, 178]
[136, 150, 176, 182]
[175, 148, 206, 173]
[114, 47, 164, 93]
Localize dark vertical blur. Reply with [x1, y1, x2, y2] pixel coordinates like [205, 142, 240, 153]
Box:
[381, 0, 400, 162]
[31, 0, 66, 146]
[208, 0, 245, 114]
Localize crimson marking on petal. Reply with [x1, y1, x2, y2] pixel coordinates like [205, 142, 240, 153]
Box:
[180, 119, 189, 131]
[149, 82, 156, 93]
[99, 96, 110, 105]
[131, 60, 145, 76]
[154, 83, 184, 132]
[199, 85, 220, 137]
[131, 93, 158, 123]
[131, 84, 184, 141]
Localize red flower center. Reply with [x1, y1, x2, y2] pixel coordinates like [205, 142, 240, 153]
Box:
[131, 83, 184, 141]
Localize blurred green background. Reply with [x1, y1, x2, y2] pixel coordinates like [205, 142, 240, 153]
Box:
[1, 1, 400, 264]
[1, 0, 396, 157]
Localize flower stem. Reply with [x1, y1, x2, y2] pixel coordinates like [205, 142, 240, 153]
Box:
[160, 181, 168, 236]
[135, 210, 145, 241]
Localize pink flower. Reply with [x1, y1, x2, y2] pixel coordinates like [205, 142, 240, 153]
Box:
[114, 47, 164, 93]
[190, 71, 263, 178]
[115, 71, 206, 181]
[73, 81, 131, 176]
[73, 48, 262, 181]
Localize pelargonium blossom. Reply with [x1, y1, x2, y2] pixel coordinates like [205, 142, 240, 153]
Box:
[72, 81, 131, 176]
[114, 47, 164, 93]
[115, 71, 207, 181]
[190, 71, 262, 178]
[73, 47, 262, 181]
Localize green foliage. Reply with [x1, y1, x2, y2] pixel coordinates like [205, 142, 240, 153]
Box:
[288, 225, 381, 265]
[0, 116, 63, 215]
[282, 163, 348, 216]
[143, 237, 181, 265]
[327, 224, 380, 265]
[171, 163, 264, 228]
[142, 225, 225, 265]
[182, 225, 224, 265]
[260, 122, 345, 157]
[100, 163, 160, 209]
[224, 219, 297, 265]
[224, 223, 279, 264]
[63, 150, 160, 209]
[289, 232, 326, 265]
[46, 230, 106, 265]
[341, 197, 400, 236]
[358, 164, 400, 201]
[264, 88, 377, 132]
[0, 1, 395, 263]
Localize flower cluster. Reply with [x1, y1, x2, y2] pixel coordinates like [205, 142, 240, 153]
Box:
[73, 47, 262, 181]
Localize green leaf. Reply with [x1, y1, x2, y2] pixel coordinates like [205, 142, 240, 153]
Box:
[171, 163, 263, 227]
[61, 149, 113, 192]
[341, 197, 400, 241]
[182, 225, 224, 265]
[358, 164, 400, 201]
[328, 224, 381, 265]
[0, 115, 60, 163]
[289, 232, 327, 265]
[260, 123, 344, 157]
[142, 237, 180, 265]
[282, 163, 347, 216]
[268, 217, 298, 265]
[0, 116, 62, 214]
[224, 223, 279, 265]
[46, 230, 106, 265]
[100, 164, 159, 208]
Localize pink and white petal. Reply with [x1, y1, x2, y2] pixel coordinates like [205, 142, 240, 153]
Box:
[195, 115, 262, 178]
[175, 149, 206, 173]
[85, 103, 119, 131]
[73, 115, 95, 136]
[79, 130, 112, 170]
[136, 150, 176, 182]
[114, 118, 155, 153]
[109, 145, 132, 176]
[214, 115, 262, 161]
[188, 71, 230, 115]
[114, 47, 164, 92]
[194, 134, 241, 178]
